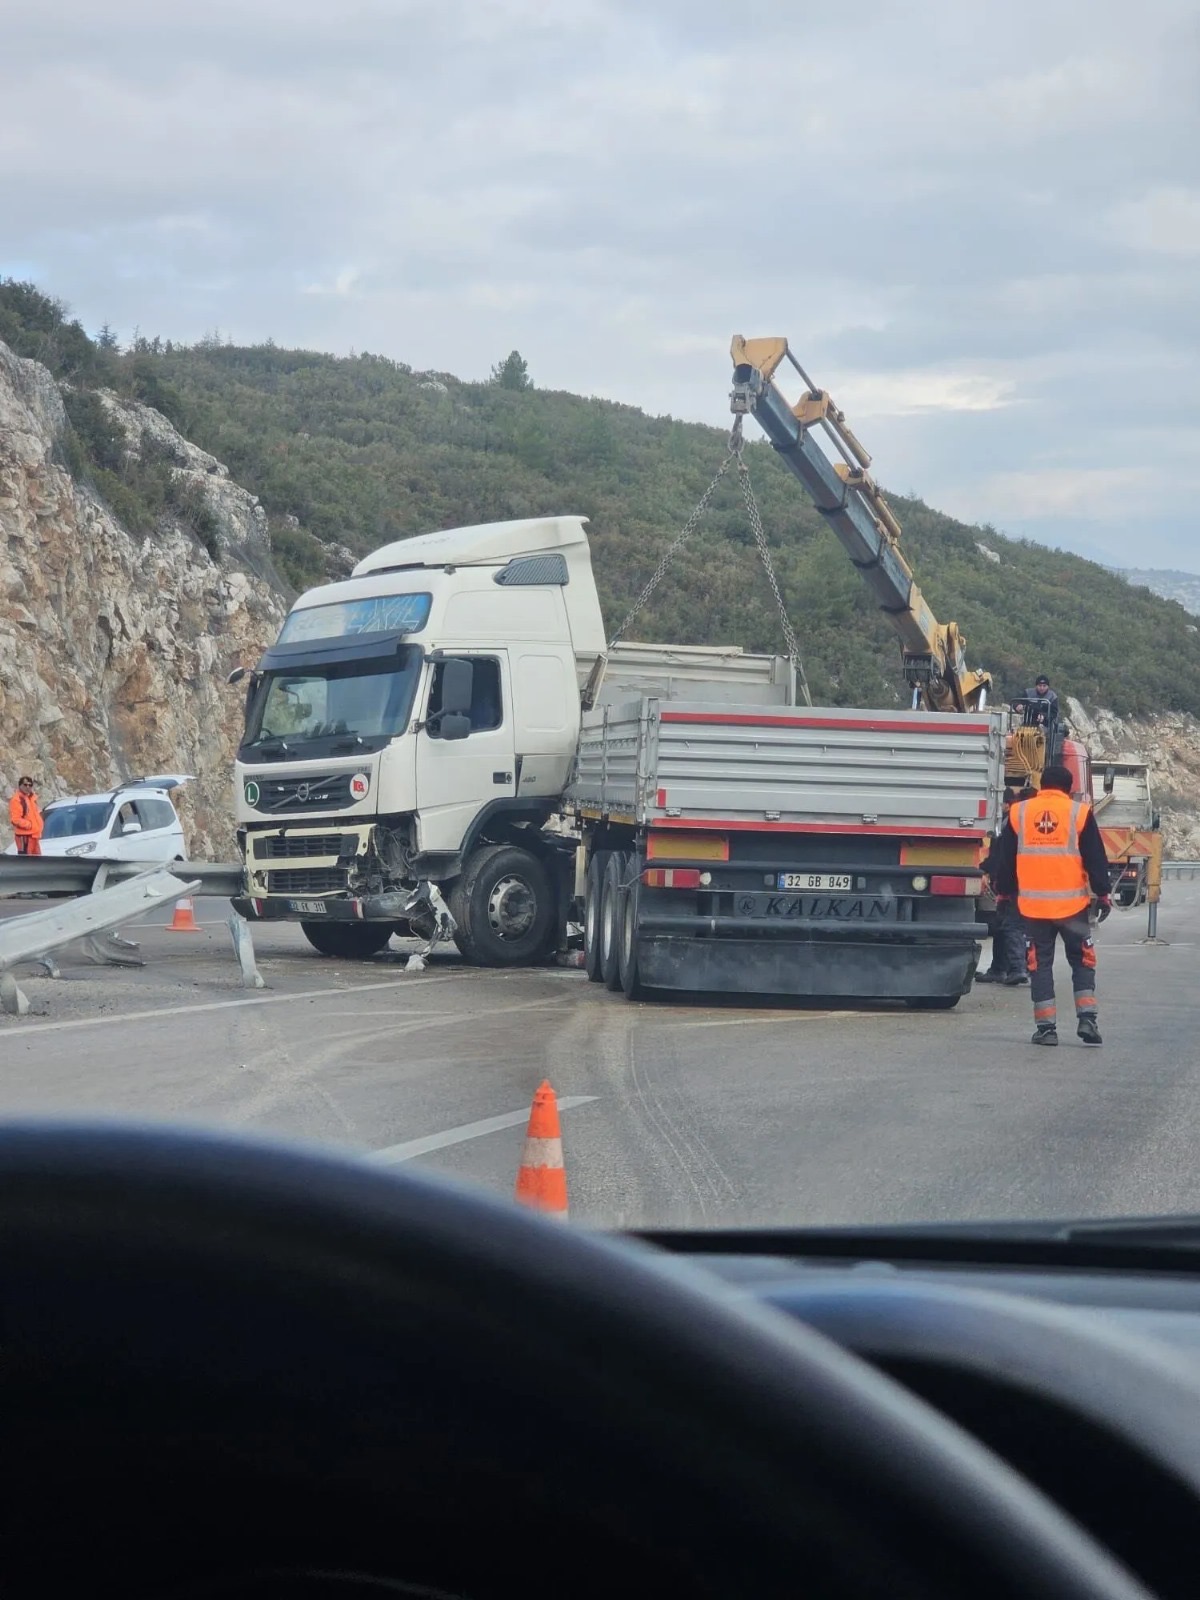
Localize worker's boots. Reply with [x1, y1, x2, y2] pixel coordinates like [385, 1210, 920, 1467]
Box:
[1077, 1016, 1103, 1046]
[1032, 1024, 1059, 1047]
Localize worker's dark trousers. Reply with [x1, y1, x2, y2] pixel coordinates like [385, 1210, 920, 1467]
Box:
[986, 898, 1026, 976]
[1022, 913, 1098, 1030]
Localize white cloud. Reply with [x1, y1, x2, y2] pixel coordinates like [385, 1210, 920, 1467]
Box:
[1110, 187, 1200, 257]
[301, 267, 364, 298]
[837, 368, 1020, 419]
[962, 466, 1155, 521]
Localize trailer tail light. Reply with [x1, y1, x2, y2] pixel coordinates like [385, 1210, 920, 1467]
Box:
[647, 831, 729, 862]
[642, 867, 702, 890]
[930, 875, 983, 896]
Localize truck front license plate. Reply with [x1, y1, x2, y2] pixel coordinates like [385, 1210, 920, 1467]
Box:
[290, 899, 327, 915]
[777, 873, 852, 891]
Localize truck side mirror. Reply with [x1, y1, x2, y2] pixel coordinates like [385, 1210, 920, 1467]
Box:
[439, 658, 474, 717]
[1103, 765, 1116, 794]
[438, 712, 471, 742]
[227, 666, 247, 686]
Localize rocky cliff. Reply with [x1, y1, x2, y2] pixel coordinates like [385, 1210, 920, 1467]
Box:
[0, 338, 288, 858]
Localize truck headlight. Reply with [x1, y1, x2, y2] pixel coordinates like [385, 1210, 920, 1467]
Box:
[66, 842, 97, 856]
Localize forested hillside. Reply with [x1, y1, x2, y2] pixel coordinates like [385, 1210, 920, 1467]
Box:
[5, 278, 1198, 718]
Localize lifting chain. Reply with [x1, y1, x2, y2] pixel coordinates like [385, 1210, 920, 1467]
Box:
[730, 418, 813, 707]
[606, 443, 737, 650]
[607, 417, 813, 707]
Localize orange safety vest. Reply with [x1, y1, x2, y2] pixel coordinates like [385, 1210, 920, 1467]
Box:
[9, 790, 43, 839]
[1013, 789, 1091, 920]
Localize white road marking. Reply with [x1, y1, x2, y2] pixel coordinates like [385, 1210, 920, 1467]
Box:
[369, 1096, 598, 1164]
[0, 974, 459, 1037]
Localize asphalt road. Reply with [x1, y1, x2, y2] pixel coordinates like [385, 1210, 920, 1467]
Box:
[0, 887, 1196, 1229]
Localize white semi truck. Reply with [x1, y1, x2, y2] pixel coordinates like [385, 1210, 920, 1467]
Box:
[231, 514, 1006, 1005]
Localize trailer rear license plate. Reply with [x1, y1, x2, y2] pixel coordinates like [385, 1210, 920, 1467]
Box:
[777, 873, 852, 891]
[290, 899, 327, 915]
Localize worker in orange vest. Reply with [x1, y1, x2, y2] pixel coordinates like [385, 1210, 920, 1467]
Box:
[989, 764, 1112, 1047]
[9, 775, 44, 856]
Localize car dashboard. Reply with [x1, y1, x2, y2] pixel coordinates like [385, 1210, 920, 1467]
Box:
[639, 1229, 1200, 1600]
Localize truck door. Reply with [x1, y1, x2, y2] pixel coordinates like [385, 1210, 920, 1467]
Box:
[415, 652, 516, 855]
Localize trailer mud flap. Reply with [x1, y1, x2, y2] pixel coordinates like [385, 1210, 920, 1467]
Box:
[636, 935, 977, 1000]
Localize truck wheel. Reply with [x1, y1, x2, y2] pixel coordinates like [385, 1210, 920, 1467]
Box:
[600, 853, 626, 991]
[905, 995, 961, 1011]
[450, 844, 555, 967]
[583, 851, 609, 983]
[301, 921, 393, 960]
[618, 868, 645, 1001]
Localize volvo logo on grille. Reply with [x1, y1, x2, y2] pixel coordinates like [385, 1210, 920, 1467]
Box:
[295, 782, 311, 802]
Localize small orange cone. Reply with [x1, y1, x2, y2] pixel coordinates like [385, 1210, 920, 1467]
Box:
[514, 1080, 568, 1218]
[166, 896, 201, 933]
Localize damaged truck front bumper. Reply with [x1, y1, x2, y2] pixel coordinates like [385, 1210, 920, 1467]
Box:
[232, 892, 412, 924]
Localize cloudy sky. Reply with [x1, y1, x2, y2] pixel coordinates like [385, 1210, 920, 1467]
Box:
[3, 0, 1198, 568]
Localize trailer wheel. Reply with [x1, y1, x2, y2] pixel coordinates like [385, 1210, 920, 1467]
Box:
[449, 844, 555, 968]
[583, 851, 609, 983]
[905, 995, 961, 1011]
[301, 921, 394, 960]
[600, 852, 626, 991]
[618, 868, 645, 1001]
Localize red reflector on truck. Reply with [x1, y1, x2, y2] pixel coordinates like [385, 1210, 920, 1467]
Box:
[642, 868, 702, 890]
[930, 875, 983, 896]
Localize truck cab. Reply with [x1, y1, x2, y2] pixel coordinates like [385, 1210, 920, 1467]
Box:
[232, 516, 606, 962]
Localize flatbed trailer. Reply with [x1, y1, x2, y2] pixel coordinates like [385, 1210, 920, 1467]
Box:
[569, 701, 1007, 1006]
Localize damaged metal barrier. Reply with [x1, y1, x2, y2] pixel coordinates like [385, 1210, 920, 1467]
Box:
[0, 866, 202, 1016]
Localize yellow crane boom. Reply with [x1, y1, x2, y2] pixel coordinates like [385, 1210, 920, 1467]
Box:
[730, 335, 992, 714]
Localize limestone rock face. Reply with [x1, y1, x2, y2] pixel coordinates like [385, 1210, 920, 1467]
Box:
[0, 338, 288, 858]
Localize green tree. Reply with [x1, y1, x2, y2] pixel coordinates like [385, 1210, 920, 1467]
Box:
[491, 350, 531, 391]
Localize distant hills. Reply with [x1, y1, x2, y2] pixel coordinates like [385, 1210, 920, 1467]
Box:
[1118, 569, 1200, 617]
[5, 275, 1200, 719]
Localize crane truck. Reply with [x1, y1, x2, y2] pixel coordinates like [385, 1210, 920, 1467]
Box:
[727, 336, 1092, 796]
[229, 331, 1128, 1002]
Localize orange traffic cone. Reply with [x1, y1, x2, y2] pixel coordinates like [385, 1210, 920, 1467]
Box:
[166, 896, 201, 933]
[514, 1080, 568, 1218]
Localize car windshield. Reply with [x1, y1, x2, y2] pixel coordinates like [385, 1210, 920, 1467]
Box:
[1, 1, 1196, 1249]
[241, 648, 423, 753]
[42, 803, 112, 839]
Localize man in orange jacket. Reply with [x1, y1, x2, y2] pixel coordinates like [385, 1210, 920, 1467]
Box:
[989, 764, 1112, 1047]
[9, 776, 44, 856]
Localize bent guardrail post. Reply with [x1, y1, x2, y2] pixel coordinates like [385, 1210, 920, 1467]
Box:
[0, 867, 201, 1016]
[82, 860, 143, 966]
[228, 914, 265, 990]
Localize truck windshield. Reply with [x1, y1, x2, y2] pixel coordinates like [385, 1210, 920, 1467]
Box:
[241, 646, 423, 754]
